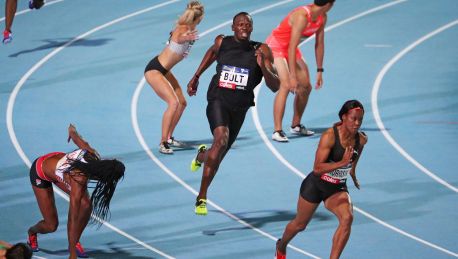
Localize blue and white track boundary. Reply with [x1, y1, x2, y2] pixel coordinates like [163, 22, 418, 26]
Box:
[252, 0, 458, 257]
[7, 1, 185, 258]
[131, 1, 321, 258]
[371, 19, 458, 194]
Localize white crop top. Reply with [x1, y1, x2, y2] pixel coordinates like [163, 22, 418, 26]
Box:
[55, 149, 89, 184]
[167, 40, 194, 57]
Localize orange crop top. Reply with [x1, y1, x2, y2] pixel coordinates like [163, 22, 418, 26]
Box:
[270, 5, 324, 44]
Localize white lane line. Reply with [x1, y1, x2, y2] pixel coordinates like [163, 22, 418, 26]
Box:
[355, 207, 458, 257]
[198, 0, 296, 37]
[371, 19, 458, 193]
[252, 1, 458, 257]
[6, 1, 182, 258]
[0, 0, 65, 22]
[132, 83, 318, 259]
[299, 0, 408, 46]
[254, 0, 409, 181]
[254, 82, 458, 256]
[131, 1, 320, 258]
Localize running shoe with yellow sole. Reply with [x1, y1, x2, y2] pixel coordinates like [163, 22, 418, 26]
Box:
[195, 199, 207, 215]
[190, 144, 206, 172]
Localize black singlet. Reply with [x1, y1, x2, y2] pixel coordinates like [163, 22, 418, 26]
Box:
[300, 125, 363, 202]
[207, 36, 264, 109]
[328, 124, 361, 164]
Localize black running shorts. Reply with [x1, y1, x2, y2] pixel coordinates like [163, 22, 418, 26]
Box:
[206, 100, 248, 150]
[29, 158, 52, 189]
[300, 172, 348, 203]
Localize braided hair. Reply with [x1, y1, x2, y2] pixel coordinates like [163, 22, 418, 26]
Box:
[69, 152, 125, 224]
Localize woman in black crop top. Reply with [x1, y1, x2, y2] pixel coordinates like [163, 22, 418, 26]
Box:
[275, 100, 368, 259]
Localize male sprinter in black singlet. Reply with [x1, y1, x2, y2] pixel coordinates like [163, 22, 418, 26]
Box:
[187, 12, 279, 215]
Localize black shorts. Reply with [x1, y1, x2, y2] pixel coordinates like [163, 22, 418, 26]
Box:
[29, 158, 52, 189]
[206, 100, 248, 150]
[144, 56, 168, 75]
[300, 172, 348, 203]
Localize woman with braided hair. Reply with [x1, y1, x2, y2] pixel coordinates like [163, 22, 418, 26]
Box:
[27, 124, 125, 259]
[144, 1, 204, 154]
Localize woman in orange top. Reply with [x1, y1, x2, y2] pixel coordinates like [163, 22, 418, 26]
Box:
[266, 0, 335, 142]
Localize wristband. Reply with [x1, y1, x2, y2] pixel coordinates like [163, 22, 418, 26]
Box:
[194, 74, 200, 79]
[317, 68, 324, 72]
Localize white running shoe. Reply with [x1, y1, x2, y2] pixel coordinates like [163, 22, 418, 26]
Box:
[159, 142, 173, 154]
[167, 137, 186, 148]
[290, 124, 314, 136]
[272, 130, 289, 142]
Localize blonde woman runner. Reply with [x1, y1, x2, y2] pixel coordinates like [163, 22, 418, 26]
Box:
[144, 1, 204, 154]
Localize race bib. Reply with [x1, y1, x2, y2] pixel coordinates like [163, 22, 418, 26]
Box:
[218, 65, 249, 90]
[322, 164, 352, 184]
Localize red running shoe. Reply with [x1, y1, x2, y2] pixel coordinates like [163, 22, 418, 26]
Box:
[275, 239, 286, 259]
[27, 233, 39, 252]
[75, 242, 89, 258]
[2, 30, 12, 44]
